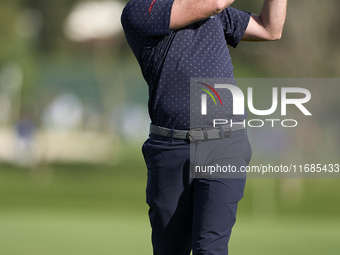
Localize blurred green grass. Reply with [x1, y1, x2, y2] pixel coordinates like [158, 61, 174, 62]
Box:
[1, 210, 339, 255]
[0, 210, 152, 255]
[1, 147, 340, 255]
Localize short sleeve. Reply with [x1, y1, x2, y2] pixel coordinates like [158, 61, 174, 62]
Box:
[218, 7, 251, 48]
[121, 0, 175, 47]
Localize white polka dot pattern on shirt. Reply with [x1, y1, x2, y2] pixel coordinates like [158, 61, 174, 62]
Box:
[121, 0, 250, 130]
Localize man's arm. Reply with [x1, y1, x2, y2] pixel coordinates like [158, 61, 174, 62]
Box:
[170, 0, 235, 29]
[243, 0, 287, 41]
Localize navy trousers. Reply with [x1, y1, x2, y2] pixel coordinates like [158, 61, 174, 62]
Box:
[142, 129, 252, 255]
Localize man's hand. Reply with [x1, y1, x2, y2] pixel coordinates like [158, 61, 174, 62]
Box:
[242, 0, 287, 41]
[170, 0, 235, 30]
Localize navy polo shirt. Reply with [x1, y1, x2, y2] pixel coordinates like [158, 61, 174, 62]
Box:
[121, 0, 250, 130]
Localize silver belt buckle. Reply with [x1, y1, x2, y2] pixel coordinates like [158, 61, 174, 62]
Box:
[188, 128, 202, 141]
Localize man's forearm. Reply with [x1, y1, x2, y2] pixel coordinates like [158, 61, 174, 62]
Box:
[243, 0, 287, 41]
[170, 0, 235, 29]
[259, 0, 287, 39]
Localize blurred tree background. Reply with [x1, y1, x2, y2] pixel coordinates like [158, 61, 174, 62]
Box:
[1, 0, 340, 139]
[0, 1, 339, 255]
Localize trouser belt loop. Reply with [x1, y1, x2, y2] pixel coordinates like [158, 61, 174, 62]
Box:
[170, 129, 174, 144]
[218, 125, 224, 140]
[203, 129, 208, 140]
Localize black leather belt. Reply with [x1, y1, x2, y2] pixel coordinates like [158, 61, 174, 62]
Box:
[149, 122, 245, 141]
